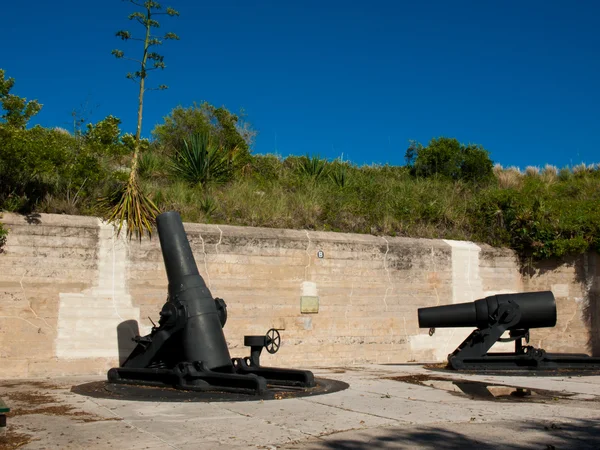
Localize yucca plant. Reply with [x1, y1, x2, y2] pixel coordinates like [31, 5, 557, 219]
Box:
[170, 133, 234, 185]
[298, 154, 328, 181]
[329, 162, 349, 188]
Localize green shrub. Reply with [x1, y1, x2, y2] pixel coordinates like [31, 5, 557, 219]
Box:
[0, 125, 105, 211]
[406, 137, 493, 182]
[152, 102, 255, 161]
[471, 174, 600, 259]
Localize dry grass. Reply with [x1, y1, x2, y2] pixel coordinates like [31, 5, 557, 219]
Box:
[541, 164, 558, 183]
[573, 162, 590, 175]
[525, 165, 540, 177]
[495, 166, 523, 189]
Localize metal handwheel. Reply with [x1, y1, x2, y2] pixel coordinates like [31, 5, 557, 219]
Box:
[265, 328, 281, 354]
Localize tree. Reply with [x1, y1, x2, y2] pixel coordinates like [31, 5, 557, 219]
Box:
[405, 137, 493, 182]
[0, 69, 42, 129]
[104, 1, 179, 238]
[152, 102, 256, 158]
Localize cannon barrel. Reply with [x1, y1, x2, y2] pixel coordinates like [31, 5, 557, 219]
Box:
[156, 211, 232, 371]
[418, 291, 557, 330]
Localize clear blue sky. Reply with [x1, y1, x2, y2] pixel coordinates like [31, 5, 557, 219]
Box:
[3, 1, 599, 168]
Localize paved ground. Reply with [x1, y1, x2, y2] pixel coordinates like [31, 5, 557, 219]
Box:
[1, 364, 600, 449]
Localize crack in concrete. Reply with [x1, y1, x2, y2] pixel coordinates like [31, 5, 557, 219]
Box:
[0, 315, 45, 330]
[304, 230, 312, 281]
[562, 305, 580, 335]
[300, 397, 407, 424]
[215, 225, 223, 255]
[381, 237, 392, 312]
[198, 230, 212, 289]
[19, 270, 55, 331]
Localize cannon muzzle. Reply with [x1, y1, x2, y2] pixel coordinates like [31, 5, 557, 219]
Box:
[418, 291, 557, 330]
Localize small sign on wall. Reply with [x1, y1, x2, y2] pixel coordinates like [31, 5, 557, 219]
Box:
[300, 296, 319, 314]
[300, 281, 319, 313]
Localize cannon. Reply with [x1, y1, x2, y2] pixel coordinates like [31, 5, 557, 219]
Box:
[108, 211, 315, 394]
[418, 291, 600, 371]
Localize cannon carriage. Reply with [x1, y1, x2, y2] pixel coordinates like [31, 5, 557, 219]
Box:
[418, 291, 600, 371]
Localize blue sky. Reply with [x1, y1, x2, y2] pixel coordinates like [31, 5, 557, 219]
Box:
[3, 1, 599, 168]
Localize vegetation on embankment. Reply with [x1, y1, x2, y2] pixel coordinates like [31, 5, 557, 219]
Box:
[1, 70, 599, 261]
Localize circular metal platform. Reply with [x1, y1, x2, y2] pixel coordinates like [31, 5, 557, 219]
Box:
[423, 363, 600, 377]
[71, 378, 349, 402]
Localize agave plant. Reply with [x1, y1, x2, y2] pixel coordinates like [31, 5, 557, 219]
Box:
[298, 154, 328, 181]
[98, 169, 160, 239]
[170, 133, 234, 185]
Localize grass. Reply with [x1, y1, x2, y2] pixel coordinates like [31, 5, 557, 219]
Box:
[23, 152, 600, 260]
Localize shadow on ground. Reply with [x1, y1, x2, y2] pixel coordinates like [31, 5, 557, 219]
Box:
[301, 419, 600, 449]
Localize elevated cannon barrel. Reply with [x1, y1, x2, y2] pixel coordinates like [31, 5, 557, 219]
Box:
[156, 211, 232, 371]
[418, 291, 557, 330]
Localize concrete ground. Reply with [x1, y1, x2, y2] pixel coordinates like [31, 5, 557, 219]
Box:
[1, 364, 599, 449]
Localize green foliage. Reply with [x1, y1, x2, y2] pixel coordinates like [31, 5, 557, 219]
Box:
[169, 133, 234, 185]
[247, 154, 284, 186]
[472, 172, 600, 258]
[199, 195, 218, 218]
[0, 217, 7, 252]
[152, 102, 255, 160]
[0, 69, 43, 129]
[138, 149, 163, 179]
[0, 124, 105, 211]
[298, 154, 329, 181]
[84, 115, 142, 157]
[406, 137, 493, 182]
[329, 160, 350, 188]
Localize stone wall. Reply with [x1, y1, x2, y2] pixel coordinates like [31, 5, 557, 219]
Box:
[0, 212, 598, 378]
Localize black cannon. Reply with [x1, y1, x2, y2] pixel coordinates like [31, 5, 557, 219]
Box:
[418, 291, 600, 371]
[108, 211, 315, 394]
